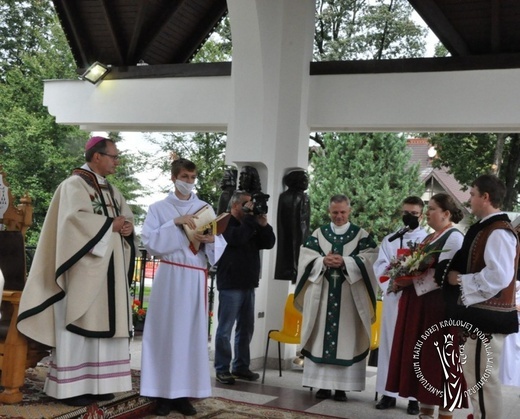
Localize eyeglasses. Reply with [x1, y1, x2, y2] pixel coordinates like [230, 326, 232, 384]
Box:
[402, 210, 421, 217]
[98, 152, 120, 161]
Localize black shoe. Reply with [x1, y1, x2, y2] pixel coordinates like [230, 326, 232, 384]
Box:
[61, 395, 96, 406]
[90, 393, 115, 401]
[375, 395, 396, 410]
[171, 397, 197, 416]
[334, 390, 348, 402]
[216, 371, 236, 384]
[155, 398, 171, 416]
[407, 400, 420, 415]
[232, 369, 260, 381]
[316, 389, 332, 399]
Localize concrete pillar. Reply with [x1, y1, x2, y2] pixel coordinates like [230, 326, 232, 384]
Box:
[223, 0, 315, 368]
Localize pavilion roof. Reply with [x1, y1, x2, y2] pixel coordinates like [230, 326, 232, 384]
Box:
[51, 0, 520, 80]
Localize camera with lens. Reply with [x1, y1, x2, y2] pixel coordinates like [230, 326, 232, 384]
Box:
[243, 192, 270, 215]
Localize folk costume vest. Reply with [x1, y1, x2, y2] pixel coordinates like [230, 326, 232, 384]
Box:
[445, 213, 519, 334]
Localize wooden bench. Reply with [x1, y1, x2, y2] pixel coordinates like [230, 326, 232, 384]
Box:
[0, 168, 50, 404]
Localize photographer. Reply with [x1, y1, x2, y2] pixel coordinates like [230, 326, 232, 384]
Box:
[214, 190, 276, 384]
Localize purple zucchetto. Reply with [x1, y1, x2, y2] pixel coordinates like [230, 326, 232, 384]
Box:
[85, 136, 108, 151]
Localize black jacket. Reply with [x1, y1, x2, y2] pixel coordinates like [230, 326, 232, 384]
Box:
[216, 214, 276, 290]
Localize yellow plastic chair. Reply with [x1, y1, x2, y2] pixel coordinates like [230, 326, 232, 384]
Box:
[370, 299, 383, 351]
[261, 293, 302, 384]
[370, 299, 383, 401]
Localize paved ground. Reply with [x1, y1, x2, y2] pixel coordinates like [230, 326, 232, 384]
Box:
[130, 334, 520, 418]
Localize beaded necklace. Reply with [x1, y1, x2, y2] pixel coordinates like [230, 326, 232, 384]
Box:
[423, 222, 453, 245]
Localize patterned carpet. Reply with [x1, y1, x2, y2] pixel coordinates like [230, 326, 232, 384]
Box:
[0, 365, 153, 419]
[0, 366, 338, 419]
[166, 397, 340, 418]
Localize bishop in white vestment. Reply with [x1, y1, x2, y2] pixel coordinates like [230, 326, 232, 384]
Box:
[18, 138, 137, 404]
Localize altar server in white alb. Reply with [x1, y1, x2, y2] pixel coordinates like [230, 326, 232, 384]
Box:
[18, 137, 137, 407]
[372, 196, 427, 415]
[140, 157, 226, 417]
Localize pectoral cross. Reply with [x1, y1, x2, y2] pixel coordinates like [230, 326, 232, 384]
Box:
[330, 270, 341, 288]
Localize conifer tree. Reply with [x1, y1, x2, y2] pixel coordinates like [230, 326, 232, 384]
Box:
[309, 133, 423, 240]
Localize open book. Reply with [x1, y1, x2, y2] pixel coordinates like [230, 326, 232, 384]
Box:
[183, 205, 231, 254]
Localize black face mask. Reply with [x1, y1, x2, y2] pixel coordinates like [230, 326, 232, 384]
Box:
[402, 213, 419, 230]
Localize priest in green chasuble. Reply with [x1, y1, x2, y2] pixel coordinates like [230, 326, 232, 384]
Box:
[294, 194, 378, 402]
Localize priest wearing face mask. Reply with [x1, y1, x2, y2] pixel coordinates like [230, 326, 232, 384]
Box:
[372, 196, 427, 415]
[140, 157, 226, 416]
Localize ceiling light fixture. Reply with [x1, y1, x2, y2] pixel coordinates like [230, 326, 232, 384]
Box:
[80, 61, 111, 85]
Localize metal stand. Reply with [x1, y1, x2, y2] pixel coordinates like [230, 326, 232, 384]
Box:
[208, 265, 217, 341]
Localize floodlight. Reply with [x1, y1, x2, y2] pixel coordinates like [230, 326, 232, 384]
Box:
[80, 61, 110, 85]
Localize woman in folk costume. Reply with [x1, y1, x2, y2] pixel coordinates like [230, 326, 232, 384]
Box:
[18, 137, 137, 406]
[386, 193, 468, 419]
[294, 194, 378, 402]
[140, 157, 226, 417]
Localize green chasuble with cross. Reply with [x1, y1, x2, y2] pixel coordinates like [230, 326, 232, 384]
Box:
[294, 223, 378, 366]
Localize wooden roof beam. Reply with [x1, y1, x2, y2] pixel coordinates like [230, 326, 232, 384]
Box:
[134, 0, 186, 62]
[126, 0, 148, 63]
[55, 0, 90, 67]
[99, 0, 125, 65]
[408, 0, 470, 56]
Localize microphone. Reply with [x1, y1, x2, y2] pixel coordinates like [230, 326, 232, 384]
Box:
[388, 215, 420, 243]
[388, 226, 411, 243]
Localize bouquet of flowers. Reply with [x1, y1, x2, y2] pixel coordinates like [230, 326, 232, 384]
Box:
[382, 241, 443, 293]
[132, 299, 147, 323]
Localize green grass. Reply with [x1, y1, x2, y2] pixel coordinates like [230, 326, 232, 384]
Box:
[132, 285, 152, 309]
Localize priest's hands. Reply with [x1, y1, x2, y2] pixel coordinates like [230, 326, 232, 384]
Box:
[120, 220, 133, 237]
[113, 216, 133, 236]
[113, 216, 126, 232]
[324, 251, 345, 269]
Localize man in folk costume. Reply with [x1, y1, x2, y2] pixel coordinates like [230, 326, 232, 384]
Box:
[446, 174, 520, 419]
[294, 194, 378, 402]
[372, 196, 426, 415]
[140, 158, 226, 416]
[17, 137, 137, 406]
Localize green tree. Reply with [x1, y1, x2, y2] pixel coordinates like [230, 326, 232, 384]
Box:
[429, 134, 520, 211]
[309, 133, 423, 240]
[310, 1, 428, 241]
[143, 132, 228, 210]
[0, 1, 144, 243]
[192, 21, 232, 63]
[0, 0, 57, 81]
[314, 0, 427, 60]
[0, 3, 85, 244]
